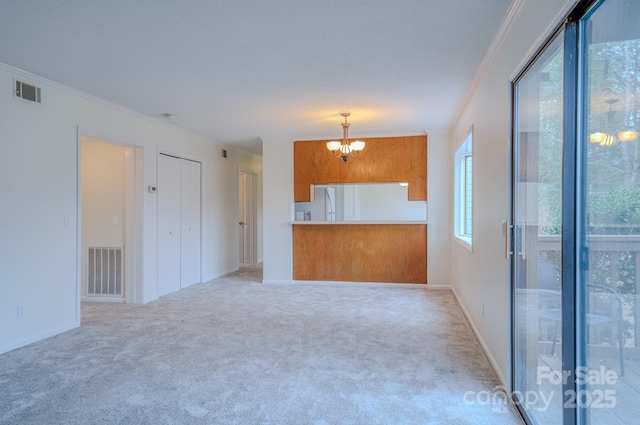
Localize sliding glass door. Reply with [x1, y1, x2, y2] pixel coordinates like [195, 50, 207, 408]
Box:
[513, 1, 640, 424]
[512, 31, 565, 425]
[580, 1, 639, 423]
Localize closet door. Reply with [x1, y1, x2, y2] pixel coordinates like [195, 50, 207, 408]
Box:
[157, 154, 182, 296]
[180, 159, 201, 288]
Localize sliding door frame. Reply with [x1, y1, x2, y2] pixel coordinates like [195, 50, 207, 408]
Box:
[561, 9, 579, 425]
[510, 1, 600, 424]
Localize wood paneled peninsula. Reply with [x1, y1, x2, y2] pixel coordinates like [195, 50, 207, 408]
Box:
[292, 221, 427, 284]
[293, 134, 428, 285]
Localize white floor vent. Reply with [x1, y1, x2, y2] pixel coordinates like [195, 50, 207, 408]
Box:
[87, 247, 123, 296]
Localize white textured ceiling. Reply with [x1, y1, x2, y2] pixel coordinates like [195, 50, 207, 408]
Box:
[0, 0, 513, 155]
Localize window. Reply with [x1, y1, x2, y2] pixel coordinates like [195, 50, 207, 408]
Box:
[454, 130, 473, 247]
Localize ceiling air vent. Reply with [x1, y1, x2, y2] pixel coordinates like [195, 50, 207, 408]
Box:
[15, 80, 41, 103]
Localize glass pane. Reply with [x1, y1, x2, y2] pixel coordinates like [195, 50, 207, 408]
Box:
[464, 155, 473, 235]
[581, 0, 640, 423]
[513, 33, 564, 425]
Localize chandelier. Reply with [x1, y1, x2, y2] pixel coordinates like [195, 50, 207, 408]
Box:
[326, 113, 365, 163]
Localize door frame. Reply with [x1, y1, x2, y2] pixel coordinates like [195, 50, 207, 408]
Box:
[77, 127, 144, 307]
[238, 168, 258, 265]
[509, 1, 600, 424]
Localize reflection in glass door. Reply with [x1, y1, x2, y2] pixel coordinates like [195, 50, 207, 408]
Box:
[580, 0, 640, 423]
[512, 33, 565, 425]
[512, 1, 640, 424]
[512, 1, 640, 423]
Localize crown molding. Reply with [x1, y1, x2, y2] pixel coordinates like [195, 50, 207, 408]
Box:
[450, 0, 525, 132]
[451, 0, 581, 133]
[227, 143, 264, 161]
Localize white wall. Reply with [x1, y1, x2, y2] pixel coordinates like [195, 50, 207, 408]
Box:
[263, 139, 294, 284]
[426, 131, 451, 287]
[82, 140, 127, 249]
[0, 64, 262, 353]
[263, 132, 451, 286]
[449, 0, 576, 388]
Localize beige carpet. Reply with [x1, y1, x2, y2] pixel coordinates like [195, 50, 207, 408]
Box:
[0, 266, 523, 424]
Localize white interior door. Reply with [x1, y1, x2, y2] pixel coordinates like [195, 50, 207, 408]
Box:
[238, 172, 247, 264]
[180, 159, 201, 287]
[238, 171, 257, 265]
[157, 154, 182, 296]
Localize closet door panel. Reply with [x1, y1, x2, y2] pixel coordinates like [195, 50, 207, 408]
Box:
[157, 154, 182, 296]
[180, 159, 201, 287]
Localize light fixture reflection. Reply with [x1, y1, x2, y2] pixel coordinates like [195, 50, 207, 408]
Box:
[618, 130, 638, 142]
[590, 132, 607, 144]
[599, 134, 617, 146]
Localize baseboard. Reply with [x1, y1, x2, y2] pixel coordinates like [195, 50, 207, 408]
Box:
[451, 287, 509, 390]
[292, 280, 429, 288]
[142, 293, 158, 304]
[204, 267, 240, 283]
[0, 322, 80, 355]
[262, 279, 293, 285]
[424, 284, 452, 290]
[81, 296, 125, 303]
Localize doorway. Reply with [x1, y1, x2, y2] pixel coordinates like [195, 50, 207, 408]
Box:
[238, 170, 258, 265]
[80, 134, 143, 304]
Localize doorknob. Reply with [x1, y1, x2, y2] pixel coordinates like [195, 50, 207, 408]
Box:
[238, 221, 244, 225]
